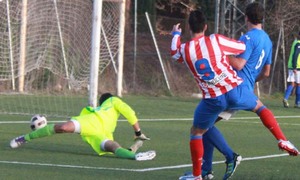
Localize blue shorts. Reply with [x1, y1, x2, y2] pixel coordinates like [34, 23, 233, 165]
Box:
[193, 84, 258, 129]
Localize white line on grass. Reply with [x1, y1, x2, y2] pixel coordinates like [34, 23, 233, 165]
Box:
[1, 115, 300, 124]
[137, 115, 300, 121]
[0, 153, 290, 172]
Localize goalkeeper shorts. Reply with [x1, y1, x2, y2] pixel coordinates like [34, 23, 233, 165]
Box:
[72, 114, 113, 155]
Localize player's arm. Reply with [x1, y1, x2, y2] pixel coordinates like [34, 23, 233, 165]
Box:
[229, 56, 247, 70]
[215, 34, 246, 70]
[256, 64, 271, 82]
[170, 23, 184, 63]
[132, 122, 150, 140]
[113, 97, 150, 140]
[227, 33, 253, 70]
[216, 34, 246, 56]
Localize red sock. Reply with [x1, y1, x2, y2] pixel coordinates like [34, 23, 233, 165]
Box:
[190, 137, 203, 177]
[259, 108, 287, 141]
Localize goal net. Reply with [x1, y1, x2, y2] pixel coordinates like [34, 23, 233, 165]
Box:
[0, 0, 122, 118]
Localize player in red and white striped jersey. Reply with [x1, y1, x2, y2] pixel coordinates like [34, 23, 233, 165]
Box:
[171, 9, 249, 180]
[171, 25, 245, 98]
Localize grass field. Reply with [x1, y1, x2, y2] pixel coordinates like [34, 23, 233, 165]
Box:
[1, 95, 300, 180]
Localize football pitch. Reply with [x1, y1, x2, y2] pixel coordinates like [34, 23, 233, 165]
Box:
[1, 95, 300, 180]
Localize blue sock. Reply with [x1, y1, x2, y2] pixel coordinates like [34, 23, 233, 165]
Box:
[203, 126, 234, 162]
[202, 131, 214, 172]
[284, 85, 294, 100]
[296, 86, 300, 105]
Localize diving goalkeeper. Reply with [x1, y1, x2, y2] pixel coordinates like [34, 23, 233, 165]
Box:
[10, 93, 156, 161]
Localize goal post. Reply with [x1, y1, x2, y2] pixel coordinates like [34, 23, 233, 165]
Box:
[89, 0, 103, 108]
[117, 0, 126, 97]
[0, 0, 125, 118]
[18, 0, 27, 92]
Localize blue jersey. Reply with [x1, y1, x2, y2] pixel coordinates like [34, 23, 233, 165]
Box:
[236, 28, 272, 90]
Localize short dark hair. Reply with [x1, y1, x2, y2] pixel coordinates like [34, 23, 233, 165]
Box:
[99, 92, 113, 106]
[245, 2, 264, 25]
[188, 9, 207, 33]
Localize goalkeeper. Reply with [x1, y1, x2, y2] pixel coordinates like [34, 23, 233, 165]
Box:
[10, 93, 155, 161]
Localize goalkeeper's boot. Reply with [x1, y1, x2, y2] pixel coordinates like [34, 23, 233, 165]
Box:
[135, 150, 156, 161]
[282, 99, 289, 108]
[178, 174, 202, 180]
[202, 170, 214, 180]
[278, 140, 299, 156]
[223, 153, 242, 180]
[10, 135, 26, 148]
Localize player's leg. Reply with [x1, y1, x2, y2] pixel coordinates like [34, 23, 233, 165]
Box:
[237, 88, 300, 156]
[229, 86, 298, 155]
[202, 127, 230, 171]
[255, 101, 287, 140]
[231, 86, 288, 142]
[295, 84, 300, 108]
[98, 139, 155, 161]
[188, 127, 206, 179]
[128, 139, 144, 153]
[294, 71, 300, 108]
[283, 83, 293, 107]
[283, 70, 295, 107]
[101, 139, 136, 159]
[283, 82, 294, 99]
[179, 127, 207, 180]
[234, 86, 299, 155]
[179, 97, 226, 180]
[202, 134, 215, 179]
[10, 120, 77, 148]
[27, 120, 77, 139]
[284, 82, 294, 101]
[255, 101, 299, 155]
[203, 126, 241, 180]
[201, 110, 238, 179]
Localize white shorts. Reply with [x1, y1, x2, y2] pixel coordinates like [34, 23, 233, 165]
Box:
[218, 110, 237, 120]
[287, 70, 300, 83]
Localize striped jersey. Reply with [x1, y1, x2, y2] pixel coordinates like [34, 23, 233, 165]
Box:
[171, 33, 246, 98]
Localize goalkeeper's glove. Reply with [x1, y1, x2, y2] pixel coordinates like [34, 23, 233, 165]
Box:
[134, 130, 150, 140]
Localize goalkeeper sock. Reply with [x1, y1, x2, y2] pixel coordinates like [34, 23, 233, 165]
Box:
[115, 147, 136, 159]
[257, 107, 287, 141]
[25, 124, 55, 141]
[190, 135, 203, 177]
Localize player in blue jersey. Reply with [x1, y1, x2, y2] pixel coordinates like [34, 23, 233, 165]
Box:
[199, 2, 299, 180]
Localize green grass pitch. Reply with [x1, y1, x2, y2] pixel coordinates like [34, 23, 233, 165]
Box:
[0, 95, 300, 180]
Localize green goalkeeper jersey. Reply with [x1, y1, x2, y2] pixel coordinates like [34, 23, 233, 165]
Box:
[78, 96, 138, 134]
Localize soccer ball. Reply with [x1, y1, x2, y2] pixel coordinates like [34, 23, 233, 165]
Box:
[30, 114, 47, 131]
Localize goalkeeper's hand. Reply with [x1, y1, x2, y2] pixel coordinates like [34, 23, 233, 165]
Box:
[134, 131, 150, 140]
